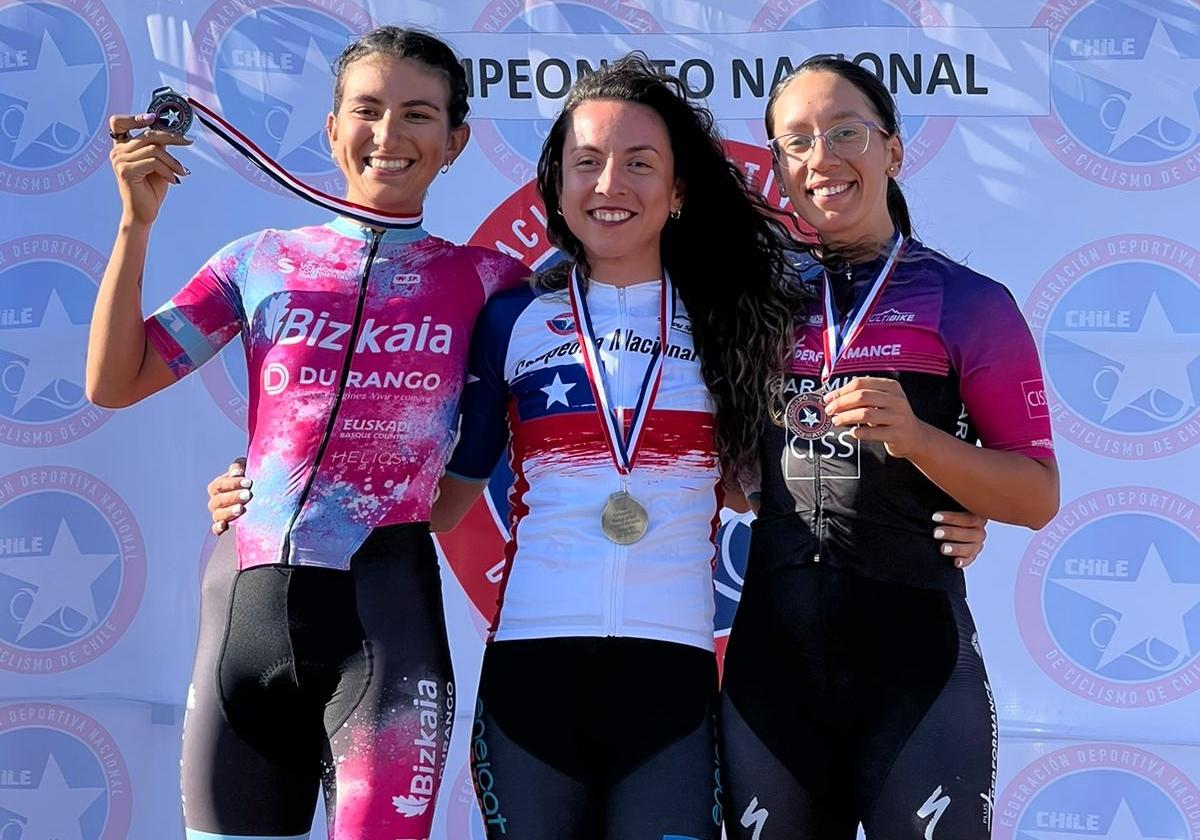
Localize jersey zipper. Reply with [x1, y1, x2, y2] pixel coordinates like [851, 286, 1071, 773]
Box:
[279, 228, 385, 565]
[812, 432, 824, 563]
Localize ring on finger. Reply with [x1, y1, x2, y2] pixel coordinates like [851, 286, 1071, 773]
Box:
[108, 129, 132, 142]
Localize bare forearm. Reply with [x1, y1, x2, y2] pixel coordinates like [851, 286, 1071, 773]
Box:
[86, 221, 153, 406]
[907, 424, 1059, 529]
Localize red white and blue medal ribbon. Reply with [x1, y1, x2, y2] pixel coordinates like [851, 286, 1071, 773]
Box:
[568, 266, 674, 477]
[787, 236, 904, 441]
[150, 87, 423, 230]
[819, 235, 905, 383]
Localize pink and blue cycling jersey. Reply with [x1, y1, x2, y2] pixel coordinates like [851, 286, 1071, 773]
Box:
[145, 216, 527, 570]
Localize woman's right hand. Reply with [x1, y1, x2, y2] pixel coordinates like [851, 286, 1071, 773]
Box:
[108, 113, 191, 225]
[207, 458, 252, 536]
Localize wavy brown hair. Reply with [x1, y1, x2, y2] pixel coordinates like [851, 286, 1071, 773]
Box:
[534, 54, 808, 483]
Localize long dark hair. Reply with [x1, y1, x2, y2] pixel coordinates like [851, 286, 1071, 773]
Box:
[535, 54, 805, 483]
[765, 56, 912, 240]
[332, 26, 469, 127]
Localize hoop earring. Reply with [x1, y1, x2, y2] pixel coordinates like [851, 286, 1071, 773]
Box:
[778, 186, 788, 198]
[670, 205, 682, 220]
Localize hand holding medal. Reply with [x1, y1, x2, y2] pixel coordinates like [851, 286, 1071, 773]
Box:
[107, 89, 194, 226]
[823, 375, 931, 460]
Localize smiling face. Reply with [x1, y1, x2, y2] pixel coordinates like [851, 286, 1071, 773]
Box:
[559, 99, 683, 283]
[326, 55, 469, 215]
[769, 70, 903, 248]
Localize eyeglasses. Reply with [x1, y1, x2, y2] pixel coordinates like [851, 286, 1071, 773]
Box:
[768, 121, 888, 163]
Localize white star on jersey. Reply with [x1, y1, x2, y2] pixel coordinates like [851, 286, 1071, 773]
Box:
[0, 287, 89, 415]
[540, 372, 575, 408]
[0, 519, 117, 641]
[1051, 292, 1200, 423]
[1067, 18, 1200, 153]
[1053, 542, 1200, 670]
[0, 30, 103, 160]
[1021, 797, 1174, 840]
[0, 754, 105, 840]
[221, 36, 333, 161]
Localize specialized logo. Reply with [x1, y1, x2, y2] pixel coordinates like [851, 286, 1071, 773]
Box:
[191, 0, 372, 195]
[0, 467, 145, 674]
[917, 785, 952, 839]
[0, 235, 111, 446]
[0, 702, 132, 839]
[994, 742, 1199, 839]
[741, 795, 770, 840]
[1024, 234, 1200, 460]
[470, 0, 664, 183]
[1030, 0, 1200, 190]
[0, 0, 132, 194]
[1016, 486, 1200, 707]
[749, 0, 955, 177]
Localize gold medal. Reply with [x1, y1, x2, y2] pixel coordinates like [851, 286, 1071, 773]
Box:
[601, 490, 650, 545]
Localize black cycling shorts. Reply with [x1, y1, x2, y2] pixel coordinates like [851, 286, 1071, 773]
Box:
[181, 523, 454, 840]
[719, 563, 997, 840]
[471, 636, 722, 840]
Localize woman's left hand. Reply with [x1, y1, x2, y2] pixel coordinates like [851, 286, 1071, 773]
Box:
[824, 376, 930, 459]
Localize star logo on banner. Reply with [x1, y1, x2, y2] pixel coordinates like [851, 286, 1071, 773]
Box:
[0, 753, 104, 840]
[0, 29, 103, 160]
[1053, 543, 1200, 670]
[1068, 18, 1200, 153]
[1021, 797, 1173, 840]
[540, 372, 575, 408]
[221, 36, 333, 160]
[0, 288, 89, 415]
[0, 520, 117, 641]
[1051, 292, 1200, 423]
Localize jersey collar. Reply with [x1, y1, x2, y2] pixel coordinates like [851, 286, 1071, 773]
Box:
[328, 215, 429, 246]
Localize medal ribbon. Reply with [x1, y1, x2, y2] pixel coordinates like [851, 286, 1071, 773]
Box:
[179, 92, 424, 230]
[819, 236, 905, 383]
[568, 266, 674, 476]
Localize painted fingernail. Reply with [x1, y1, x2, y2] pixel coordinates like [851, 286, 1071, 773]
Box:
[183, 166, 191, 175]
[239, 478, 253, 489]
[942, 544, 954, 555]
[931, 512, 945, 523]
[933, 528, 946, 539]
[142, 112, 157, 121]
[172, 175, 181, 184]
[237, 490, 251, 501]
[231, 504, 243, 515]
[955, 559, 965, 568]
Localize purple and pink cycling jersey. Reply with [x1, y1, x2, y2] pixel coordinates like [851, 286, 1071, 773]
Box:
[145, 216, 527, 569]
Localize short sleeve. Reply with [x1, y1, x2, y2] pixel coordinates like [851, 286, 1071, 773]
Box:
[444, 286, 535, 480]
[475, 249, 531, 299]
[944, 275, 1055, 459]
[144, 233, 259, 378]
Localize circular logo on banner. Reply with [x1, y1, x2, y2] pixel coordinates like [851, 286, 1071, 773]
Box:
[0, 235, 111, 446]
[470, 0, 664, 184]
[1024, 234, 1200, 460]
[748, 0, 955, 177]
[200, 343, 250, 429]
[1016, 487, 1200, 708]
[0, 0, 132, 194]
[0, 702, 132, 840]
[713, 508, 753, 665]
[191, 0, 373, 195]
[994, 743, 1198, 840]
[0, 467, 146, 674]
[1030, 0, 1200, 190]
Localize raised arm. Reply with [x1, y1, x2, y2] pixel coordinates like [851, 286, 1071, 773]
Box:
[86, 113, 191, 408]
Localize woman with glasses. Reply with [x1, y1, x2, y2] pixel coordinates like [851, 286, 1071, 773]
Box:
[718, 57, 1060, 840]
